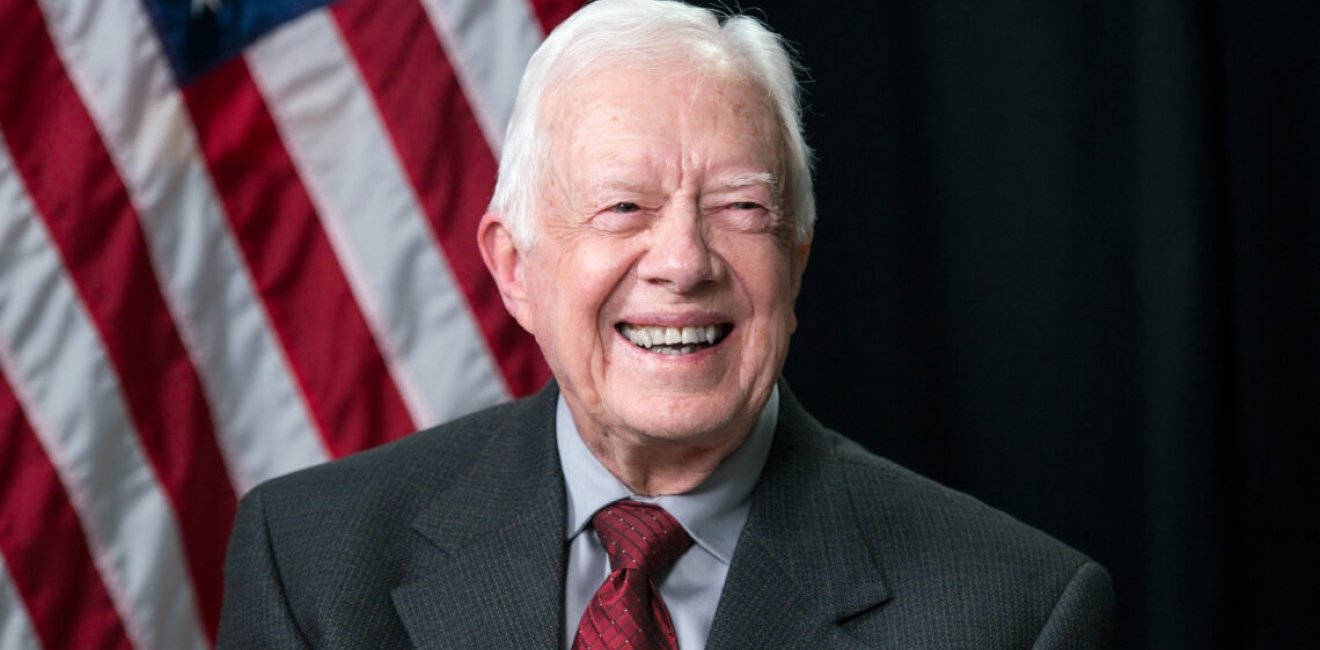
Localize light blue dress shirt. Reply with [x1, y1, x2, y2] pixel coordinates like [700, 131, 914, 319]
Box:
[556, 388, 779, 650]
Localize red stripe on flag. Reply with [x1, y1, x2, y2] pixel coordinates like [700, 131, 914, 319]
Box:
[527, 0, 585, 36]
[182, 56, 418, 456]
[0, 370, 133, 650]
[332, 0, 551, 397]
[0, 0, 234, 639]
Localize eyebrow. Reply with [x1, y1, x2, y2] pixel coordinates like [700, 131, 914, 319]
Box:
[715, 172, 778, 191]
[588, 172, 778, 195]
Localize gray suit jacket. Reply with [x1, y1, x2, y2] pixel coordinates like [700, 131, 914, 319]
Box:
[218, 382, 1113, 648]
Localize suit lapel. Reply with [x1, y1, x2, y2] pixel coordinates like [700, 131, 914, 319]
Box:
[391, 386, 568, 649]
[707, 383, 891, 649]
[384, 382, 890, 647]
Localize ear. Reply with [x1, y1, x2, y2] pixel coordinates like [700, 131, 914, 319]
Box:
[790, 233, 812, 300]
[477, 212, 535, 335]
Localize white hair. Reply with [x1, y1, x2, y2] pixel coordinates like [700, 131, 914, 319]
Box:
[488, 0, 815, 247]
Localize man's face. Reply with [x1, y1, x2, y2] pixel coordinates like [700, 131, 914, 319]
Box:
[487, 62, 809, 453]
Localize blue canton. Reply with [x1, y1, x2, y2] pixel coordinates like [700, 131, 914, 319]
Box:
[141, 0, 336, 84]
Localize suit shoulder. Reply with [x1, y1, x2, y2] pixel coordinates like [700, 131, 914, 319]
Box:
[829, 431, 1090, 570]
[825, 430, 1102, 605]
[821, 431, 1112, 643]
[242, 390, 553, 536]
[222, 390, 559, 645]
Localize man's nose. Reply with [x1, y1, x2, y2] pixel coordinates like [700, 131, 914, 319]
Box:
[638, 204, 719, 293]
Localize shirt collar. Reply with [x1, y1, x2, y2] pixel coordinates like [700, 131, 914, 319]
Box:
[556, 386, 778, 564]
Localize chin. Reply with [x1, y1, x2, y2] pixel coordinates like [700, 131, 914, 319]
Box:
[614, 394, 747, 445]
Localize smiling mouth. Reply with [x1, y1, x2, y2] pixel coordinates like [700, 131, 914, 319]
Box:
[616, 323, 733, 355]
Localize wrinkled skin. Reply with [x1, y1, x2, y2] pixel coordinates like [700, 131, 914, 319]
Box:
[479, 62, 810, 495]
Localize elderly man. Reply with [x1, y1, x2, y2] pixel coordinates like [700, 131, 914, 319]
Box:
[218, 0, 1113, 647]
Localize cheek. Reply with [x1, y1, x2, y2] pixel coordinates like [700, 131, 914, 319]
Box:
[746, 262, 801, 349]
[519, 229, 636, 392]
[726, 244, 799, 315]
[524, 251, 579, 338]
[576, 240, 638, 291]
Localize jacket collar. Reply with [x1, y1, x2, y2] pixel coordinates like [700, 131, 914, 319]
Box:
[707, 381, 892, 649]
[391, 383, 567, 648]
[387, 381, 892, 648]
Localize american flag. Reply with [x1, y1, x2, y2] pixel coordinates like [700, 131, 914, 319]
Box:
[0, 0, 579, 647]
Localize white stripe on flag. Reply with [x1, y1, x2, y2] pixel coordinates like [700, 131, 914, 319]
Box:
[0, 142, 206, 650]
[246, 8, 509, 425]
[0, 560, 41, 650]
[38, 0, 330, 491]
[419, 0, 546, 155]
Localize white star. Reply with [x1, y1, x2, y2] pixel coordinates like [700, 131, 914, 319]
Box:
[191, 0, 223, 16]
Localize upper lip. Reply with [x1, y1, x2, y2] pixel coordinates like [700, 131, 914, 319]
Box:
[614, 311, 731, 328]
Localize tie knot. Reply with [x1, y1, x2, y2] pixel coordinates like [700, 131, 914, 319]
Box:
[591, 500, 692, 574]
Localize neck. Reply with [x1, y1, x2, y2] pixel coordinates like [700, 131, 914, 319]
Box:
[570, 413, 757, 497]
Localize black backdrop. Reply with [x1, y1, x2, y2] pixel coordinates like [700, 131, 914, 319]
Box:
[691, 0, 1319, 647]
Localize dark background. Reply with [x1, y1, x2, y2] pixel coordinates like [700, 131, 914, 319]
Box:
[694, 0, 1319, 647]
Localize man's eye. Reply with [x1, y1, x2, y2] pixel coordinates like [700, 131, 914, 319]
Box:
[730, 201, 762, 211]
[610, 202, 640, 213]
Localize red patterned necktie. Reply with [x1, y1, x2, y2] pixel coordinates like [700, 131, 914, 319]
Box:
[572, 500, 693, 650]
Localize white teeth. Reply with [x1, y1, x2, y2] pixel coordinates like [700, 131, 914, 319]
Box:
[620, 323, 726, 351]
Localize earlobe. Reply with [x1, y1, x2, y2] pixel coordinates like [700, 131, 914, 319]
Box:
[477, 213, 534, 333]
